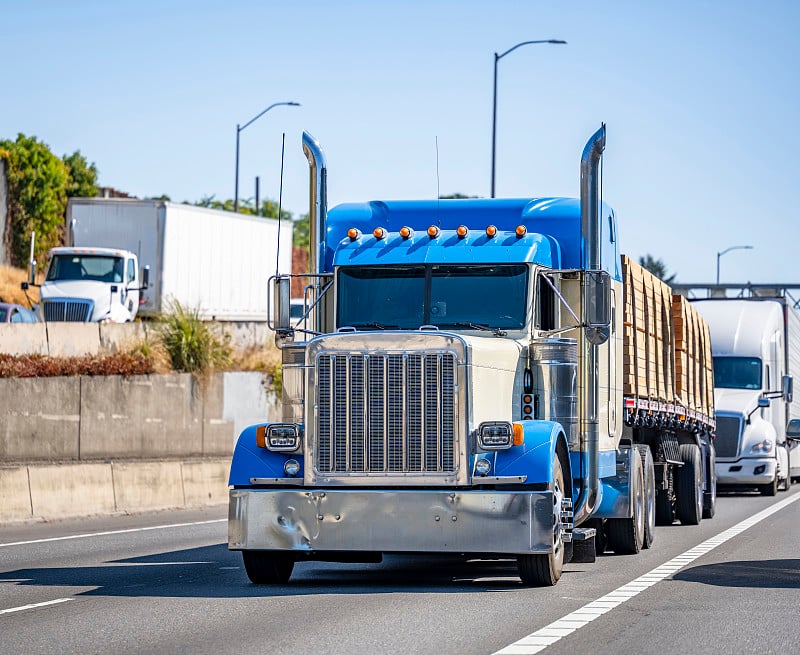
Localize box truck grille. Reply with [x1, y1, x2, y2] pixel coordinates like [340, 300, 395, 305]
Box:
[43, 299, 93, 322]
[316, 352, 456, 474]
[714, 416, 742, 458]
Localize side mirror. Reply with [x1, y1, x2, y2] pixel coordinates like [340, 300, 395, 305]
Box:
[584, 270, 611, 345]
[787, 418, 800, 440]
[783, 375, 793, 403]
[140, 265, 150, 290]
[758, 397, 770, 408]
[272, 276, 292, 331]
[28, 261, 36, 286]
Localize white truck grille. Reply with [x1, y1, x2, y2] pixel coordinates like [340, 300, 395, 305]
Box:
[316, 352, 456, 474]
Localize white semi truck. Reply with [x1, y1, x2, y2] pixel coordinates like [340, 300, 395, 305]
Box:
[26, 198, 293, 323]
[680, 286, 800, 493]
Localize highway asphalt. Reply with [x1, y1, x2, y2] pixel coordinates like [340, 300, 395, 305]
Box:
[1, 489, 798, 655]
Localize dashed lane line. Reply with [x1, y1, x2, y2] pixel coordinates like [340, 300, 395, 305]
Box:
[0, 519, 226, 548]
[493, 492, 800, 655]
[0, 598, 72, 616]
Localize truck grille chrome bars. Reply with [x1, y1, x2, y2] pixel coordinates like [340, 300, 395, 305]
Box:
[316, 352, 457, 474]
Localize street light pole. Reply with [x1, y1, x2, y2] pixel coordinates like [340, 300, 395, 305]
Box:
[234, 101, 300, 212]
[490, 39, 566, 198]
[716, 245, 754, 285]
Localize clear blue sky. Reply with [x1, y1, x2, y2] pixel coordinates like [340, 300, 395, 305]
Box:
[3, 0, 798, 284]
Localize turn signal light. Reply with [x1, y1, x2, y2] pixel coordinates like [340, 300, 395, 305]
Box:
[485, 225, 497, 238]
[513, 423, 524, 446]
[427, 225, 440, 238]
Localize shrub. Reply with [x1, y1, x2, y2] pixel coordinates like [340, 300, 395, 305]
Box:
[156, 301, 232, 375]
[0, 352, 155, 378]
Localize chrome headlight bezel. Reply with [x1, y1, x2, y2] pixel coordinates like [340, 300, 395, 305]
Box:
[265, 423, 302, 452]
[477, 421, 514, 450]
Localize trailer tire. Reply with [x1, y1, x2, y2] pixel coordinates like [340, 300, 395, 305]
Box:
[242, 551, 294, 584]
[635, 445, 656, 548]
[702, 442, 717, 519]
[676, 444, 703, 525]
[606, 450, 645, 554]
[517, 455, 566, 586]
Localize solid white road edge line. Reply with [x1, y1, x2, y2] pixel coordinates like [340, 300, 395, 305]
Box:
[492, 492, 800, 655]
[0, 598, 72, 616]
[0, 519, 226, 548]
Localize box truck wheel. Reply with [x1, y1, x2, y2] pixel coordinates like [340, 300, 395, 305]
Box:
[517, 455, 566, 586]
[606, 449, 645, 554]
[635, 445, 656, 548]
[676, 444, 703, 525]
[242, 551, 294, 584]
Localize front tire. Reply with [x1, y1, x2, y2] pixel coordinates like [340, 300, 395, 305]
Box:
[517, 454, 567, 586]
[676, 444, 703, 525]
[760, 475, 778, 496]
[242, 551, 294, 584]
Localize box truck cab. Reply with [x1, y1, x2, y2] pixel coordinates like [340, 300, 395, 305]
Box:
[37, 246, 146, 322]
[694, 299, 796, 494]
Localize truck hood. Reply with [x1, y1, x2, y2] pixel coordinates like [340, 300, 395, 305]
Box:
[40, 280, 130, 321]
[714, 388, 762, 415]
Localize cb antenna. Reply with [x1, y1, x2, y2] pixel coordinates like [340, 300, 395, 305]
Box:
[275, 132, 286, 278]
[435, 136, 441, 226]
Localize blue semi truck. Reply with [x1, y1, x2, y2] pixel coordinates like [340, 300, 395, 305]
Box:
[227, 126, 717, 586]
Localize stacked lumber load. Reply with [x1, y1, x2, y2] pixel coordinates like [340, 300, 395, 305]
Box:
[621, 255, 714, 420]
[672, 294, 714, 417]
[622, 255, 674, 403]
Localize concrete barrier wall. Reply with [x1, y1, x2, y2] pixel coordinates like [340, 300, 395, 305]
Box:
[0, 372, 279, 462]
[0, 320, 270, 356]
[0, 458, 231, 522]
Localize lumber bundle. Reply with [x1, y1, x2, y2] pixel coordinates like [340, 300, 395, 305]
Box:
[621, 255, 713, 417]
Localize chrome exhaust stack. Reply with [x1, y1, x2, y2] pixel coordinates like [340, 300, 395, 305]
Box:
[302, 131, 328, 333]
[573, 124, 606, 526]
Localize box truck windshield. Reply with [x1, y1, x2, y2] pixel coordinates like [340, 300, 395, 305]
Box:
[47, 255, 124, 283]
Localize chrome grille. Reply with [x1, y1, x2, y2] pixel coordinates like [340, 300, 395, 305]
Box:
[316, 352, 456, 474]
[43, 299, 93, 322]
[714, 415, 742, 458]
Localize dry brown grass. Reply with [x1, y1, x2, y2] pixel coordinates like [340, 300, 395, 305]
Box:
[0, 265, 40, 306]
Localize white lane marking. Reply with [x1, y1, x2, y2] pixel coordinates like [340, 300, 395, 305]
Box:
[0, 519, 226, 548]
[493, 492, 800, 655]
[0, 598, 72, 616]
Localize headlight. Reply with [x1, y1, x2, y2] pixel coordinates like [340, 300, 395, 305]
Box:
[478, 422, 513, 450]
[264, 424, 301, 452]
[750, 439, 774, 455]
[474, 458, 492, 477]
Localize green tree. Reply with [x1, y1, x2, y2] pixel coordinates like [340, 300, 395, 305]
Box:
[639, 254, 676, 284]
[62, 150, 99, 199]
[0, 134, 69, 266]
[292, 214, 309, 249]
[439, 193, 479, 199]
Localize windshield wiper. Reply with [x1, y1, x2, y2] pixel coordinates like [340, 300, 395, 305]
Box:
[343, 322, 398, 330]
[440, 322, 508, 337]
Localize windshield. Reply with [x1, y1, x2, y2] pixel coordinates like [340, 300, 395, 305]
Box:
[0, 307, 7, 322]
[712, 356, 762, 390]
[46, 255, 124, 283]
[337, 264, 528, 330]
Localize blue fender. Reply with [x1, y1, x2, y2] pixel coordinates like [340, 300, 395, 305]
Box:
[482, 420, 571, 487]
[228, 424, 305, 486]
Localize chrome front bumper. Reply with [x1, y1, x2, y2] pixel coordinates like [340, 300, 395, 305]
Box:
[229, 488, 555, 554]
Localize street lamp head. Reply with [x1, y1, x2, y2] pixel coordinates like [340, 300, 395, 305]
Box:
[287, 102, 301, 107]
[549, 40, 568, 44]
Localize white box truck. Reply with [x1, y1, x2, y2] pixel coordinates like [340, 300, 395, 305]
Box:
[66, 198, 293, 321]
[685, 287, 800, 494]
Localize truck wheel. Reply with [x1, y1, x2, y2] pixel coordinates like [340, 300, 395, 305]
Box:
[760, 475, 778, 496]
[606, 450, 645, 554]
[635, 445, 656, 548]
[702, 443, 717, 519]
[517, 455, 567, 586]
[242, 551, 294, 584]
[676, 444, 703, 525]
